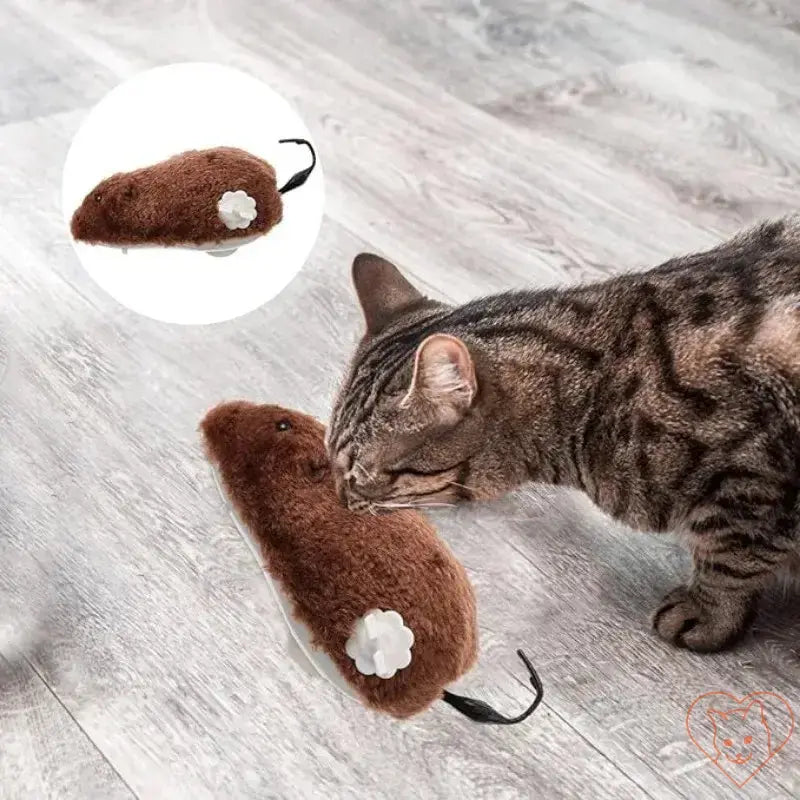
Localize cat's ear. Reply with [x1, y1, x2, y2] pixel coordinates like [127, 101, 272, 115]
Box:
[404, 334, 476, 423]
[352, 253, 424, 334]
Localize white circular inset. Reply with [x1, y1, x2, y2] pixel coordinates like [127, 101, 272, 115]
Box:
[62, 63, 324, 325]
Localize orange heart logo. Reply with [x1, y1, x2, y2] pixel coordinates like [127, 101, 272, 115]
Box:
[686, 691, 794, 788]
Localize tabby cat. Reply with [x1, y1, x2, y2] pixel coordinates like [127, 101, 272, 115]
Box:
[327, 216, 800, 653]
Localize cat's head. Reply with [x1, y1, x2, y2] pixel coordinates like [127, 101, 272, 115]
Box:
[327, 254, 526, 512]
[707, 701, 772, 765]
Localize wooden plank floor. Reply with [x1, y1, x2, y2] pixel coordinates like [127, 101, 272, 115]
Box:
[1, 0, 799, 797]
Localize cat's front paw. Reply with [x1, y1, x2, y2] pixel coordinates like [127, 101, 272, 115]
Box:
[652, 586, 748, 653]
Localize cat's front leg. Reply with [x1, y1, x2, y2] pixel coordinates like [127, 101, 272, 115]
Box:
[652, 581, 757, 653]
[651, 518, 792, 652]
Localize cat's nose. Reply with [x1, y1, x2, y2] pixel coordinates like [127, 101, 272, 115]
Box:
[347, 476, 386, 501]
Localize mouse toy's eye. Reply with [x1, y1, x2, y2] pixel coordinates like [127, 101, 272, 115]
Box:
[723, 739, 733, 747]
[276, 419, 292, 432]
[93, 193, 102, 202]
[744, 736, 752, 745]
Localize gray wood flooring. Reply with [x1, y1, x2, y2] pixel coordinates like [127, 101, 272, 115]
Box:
[1, 0, 799, 798]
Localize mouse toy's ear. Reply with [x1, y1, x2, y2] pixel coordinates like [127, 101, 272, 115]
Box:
[351, 253, 425, 335]
[441, 649, 543, 725]
[305, 458, 329, 483]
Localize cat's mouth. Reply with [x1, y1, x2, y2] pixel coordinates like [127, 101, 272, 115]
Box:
[345, 490, 459, 515]
[339, 476, 465, 514]
[725, 753, 752, 765]
[346, 498, 386, 515]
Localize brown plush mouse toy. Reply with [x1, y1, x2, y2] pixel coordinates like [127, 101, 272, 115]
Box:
[70, 139, 315, 255]
[201, 401, 543, 723]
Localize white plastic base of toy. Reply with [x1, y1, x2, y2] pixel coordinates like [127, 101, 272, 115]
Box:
[207, 248, 238, 258]
[209, 464, 358, 703]
[115, 231, 264, 256]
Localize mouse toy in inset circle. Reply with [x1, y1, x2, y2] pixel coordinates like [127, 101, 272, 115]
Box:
[70, 139, 315, 257]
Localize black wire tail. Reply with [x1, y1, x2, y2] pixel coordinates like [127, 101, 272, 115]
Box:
[277, 138, 317, 194]
[441, 649, 543, 725]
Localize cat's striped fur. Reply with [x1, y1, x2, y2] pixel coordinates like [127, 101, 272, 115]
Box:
[328, 216, 800, 652]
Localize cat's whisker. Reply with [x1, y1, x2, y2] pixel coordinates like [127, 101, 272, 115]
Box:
[374, 500, 456, 511]
[447, 480, 480, 493]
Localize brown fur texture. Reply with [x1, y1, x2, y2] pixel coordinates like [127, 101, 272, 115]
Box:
[201, 401, 477, 719]
[70, 147, 283, 247]
[328, 216, 800, 654]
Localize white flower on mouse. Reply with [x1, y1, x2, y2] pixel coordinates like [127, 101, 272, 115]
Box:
[346, 609, 414, 679]
[218, 189, 257, 229]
